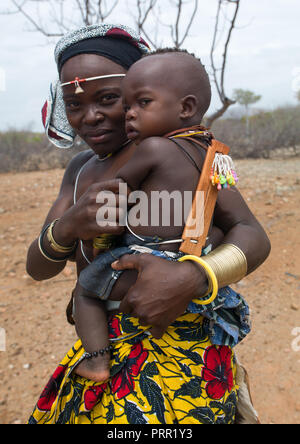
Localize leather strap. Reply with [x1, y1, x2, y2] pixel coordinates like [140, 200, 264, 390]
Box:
[164, 124, 209, 138]
[176, 137, 230, 256]
[164, 126, 230, 256]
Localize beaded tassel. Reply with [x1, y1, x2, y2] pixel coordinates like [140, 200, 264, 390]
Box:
[210, 153, 239, 190]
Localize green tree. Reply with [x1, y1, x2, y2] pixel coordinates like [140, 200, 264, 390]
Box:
[233, 88, 261, 136]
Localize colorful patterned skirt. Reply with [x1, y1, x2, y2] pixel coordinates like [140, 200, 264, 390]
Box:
[28, 312, 239, 424]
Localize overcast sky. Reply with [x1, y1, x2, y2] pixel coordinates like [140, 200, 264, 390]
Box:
[0, 0, 299, 132]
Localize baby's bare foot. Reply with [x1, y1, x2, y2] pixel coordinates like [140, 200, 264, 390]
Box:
[75, 350, 111, 383]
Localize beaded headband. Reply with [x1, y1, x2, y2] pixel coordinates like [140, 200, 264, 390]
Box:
[60, 74, 126, 94]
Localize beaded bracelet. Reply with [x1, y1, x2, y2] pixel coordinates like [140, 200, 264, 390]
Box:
[84, 345, 112, 360]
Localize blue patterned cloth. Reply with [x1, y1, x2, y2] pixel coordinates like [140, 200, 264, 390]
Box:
[79, 234, 251, 348]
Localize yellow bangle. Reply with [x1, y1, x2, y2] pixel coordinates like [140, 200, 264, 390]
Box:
[178, 255, 218, 305]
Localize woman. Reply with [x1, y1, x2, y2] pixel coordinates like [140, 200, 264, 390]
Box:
[27, 24, 270, 424]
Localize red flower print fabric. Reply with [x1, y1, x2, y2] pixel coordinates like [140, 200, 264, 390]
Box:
[37, 365, 67, 411]
[29, 314, 238, 424]
[111, 342, 148, 399]
[202, 345, 234, 400]
[84, 384, 107, 411]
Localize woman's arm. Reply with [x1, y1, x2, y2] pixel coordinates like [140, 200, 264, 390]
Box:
[112, 186, 271, 338]
[26, 150, 93, 281]
[213, 187, 271, 274]
[27, 148, 127, 281]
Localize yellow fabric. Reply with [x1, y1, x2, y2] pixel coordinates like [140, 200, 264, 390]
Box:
[28, 313, 239, 424]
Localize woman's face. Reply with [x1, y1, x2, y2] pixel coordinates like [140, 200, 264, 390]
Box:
[61, 54, 128, 156]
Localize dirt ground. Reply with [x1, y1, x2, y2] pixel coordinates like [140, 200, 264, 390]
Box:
[0, 156, 299, 424]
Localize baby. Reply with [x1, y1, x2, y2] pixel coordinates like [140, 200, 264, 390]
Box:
[74, 49, 230, 382]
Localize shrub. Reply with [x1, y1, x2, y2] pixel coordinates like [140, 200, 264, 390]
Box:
[0, 130, 86, 173]
[211, 105, 300, 158]
[1, 105, 299, 173]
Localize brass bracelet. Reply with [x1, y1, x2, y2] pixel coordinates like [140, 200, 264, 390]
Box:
[202, 243, 248, 289]
[47, 219, 77, 254]
[38, 224, 71, 263]
[93, 234, 117, 251]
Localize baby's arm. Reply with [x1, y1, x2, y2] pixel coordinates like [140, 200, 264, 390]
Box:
[117, 137, 164, 191]
[73, 283, 111, 383]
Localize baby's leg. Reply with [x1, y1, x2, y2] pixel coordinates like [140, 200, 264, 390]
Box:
[73, 283, 111, 383]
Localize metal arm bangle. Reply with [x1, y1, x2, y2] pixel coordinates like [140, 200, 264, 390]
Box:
[202, 243, 248, 289]
[47, 219, 77, 254]
[38, 224, 74, 263]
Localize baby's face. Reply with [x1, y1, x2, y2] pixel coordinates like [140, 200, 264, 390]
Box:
[122, 61, 182, 144]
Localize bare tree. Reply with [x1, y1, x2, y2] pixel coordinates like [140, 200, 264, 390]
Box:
[2, 0, 201, 50]
[0, 0, 118, 37]
[170, 0, 199, 49]
[133, 0, 199, 50]
[206, 0, 241, 127]
[133, 0, 158, 48]
[2, 0, 241, 125]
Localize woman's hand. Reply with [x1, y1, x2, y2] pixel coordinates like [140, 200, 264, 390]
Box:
[27, 174, 128, 281]
[112, 253, 208, 339]
[55, 179, 128, 245]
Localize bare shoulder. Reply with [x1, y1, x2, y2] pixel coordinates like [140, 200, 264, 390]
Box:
[41, 149, 95, 226]
[134, 136, 180, 164]
[59, 149, 95, 193]
[138, 136, 177, 152]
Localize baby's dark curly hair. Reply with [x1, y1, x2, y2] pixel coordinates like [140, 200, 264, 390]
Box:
[143, 47, 201, 62]
[142, 47, 211, 120]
